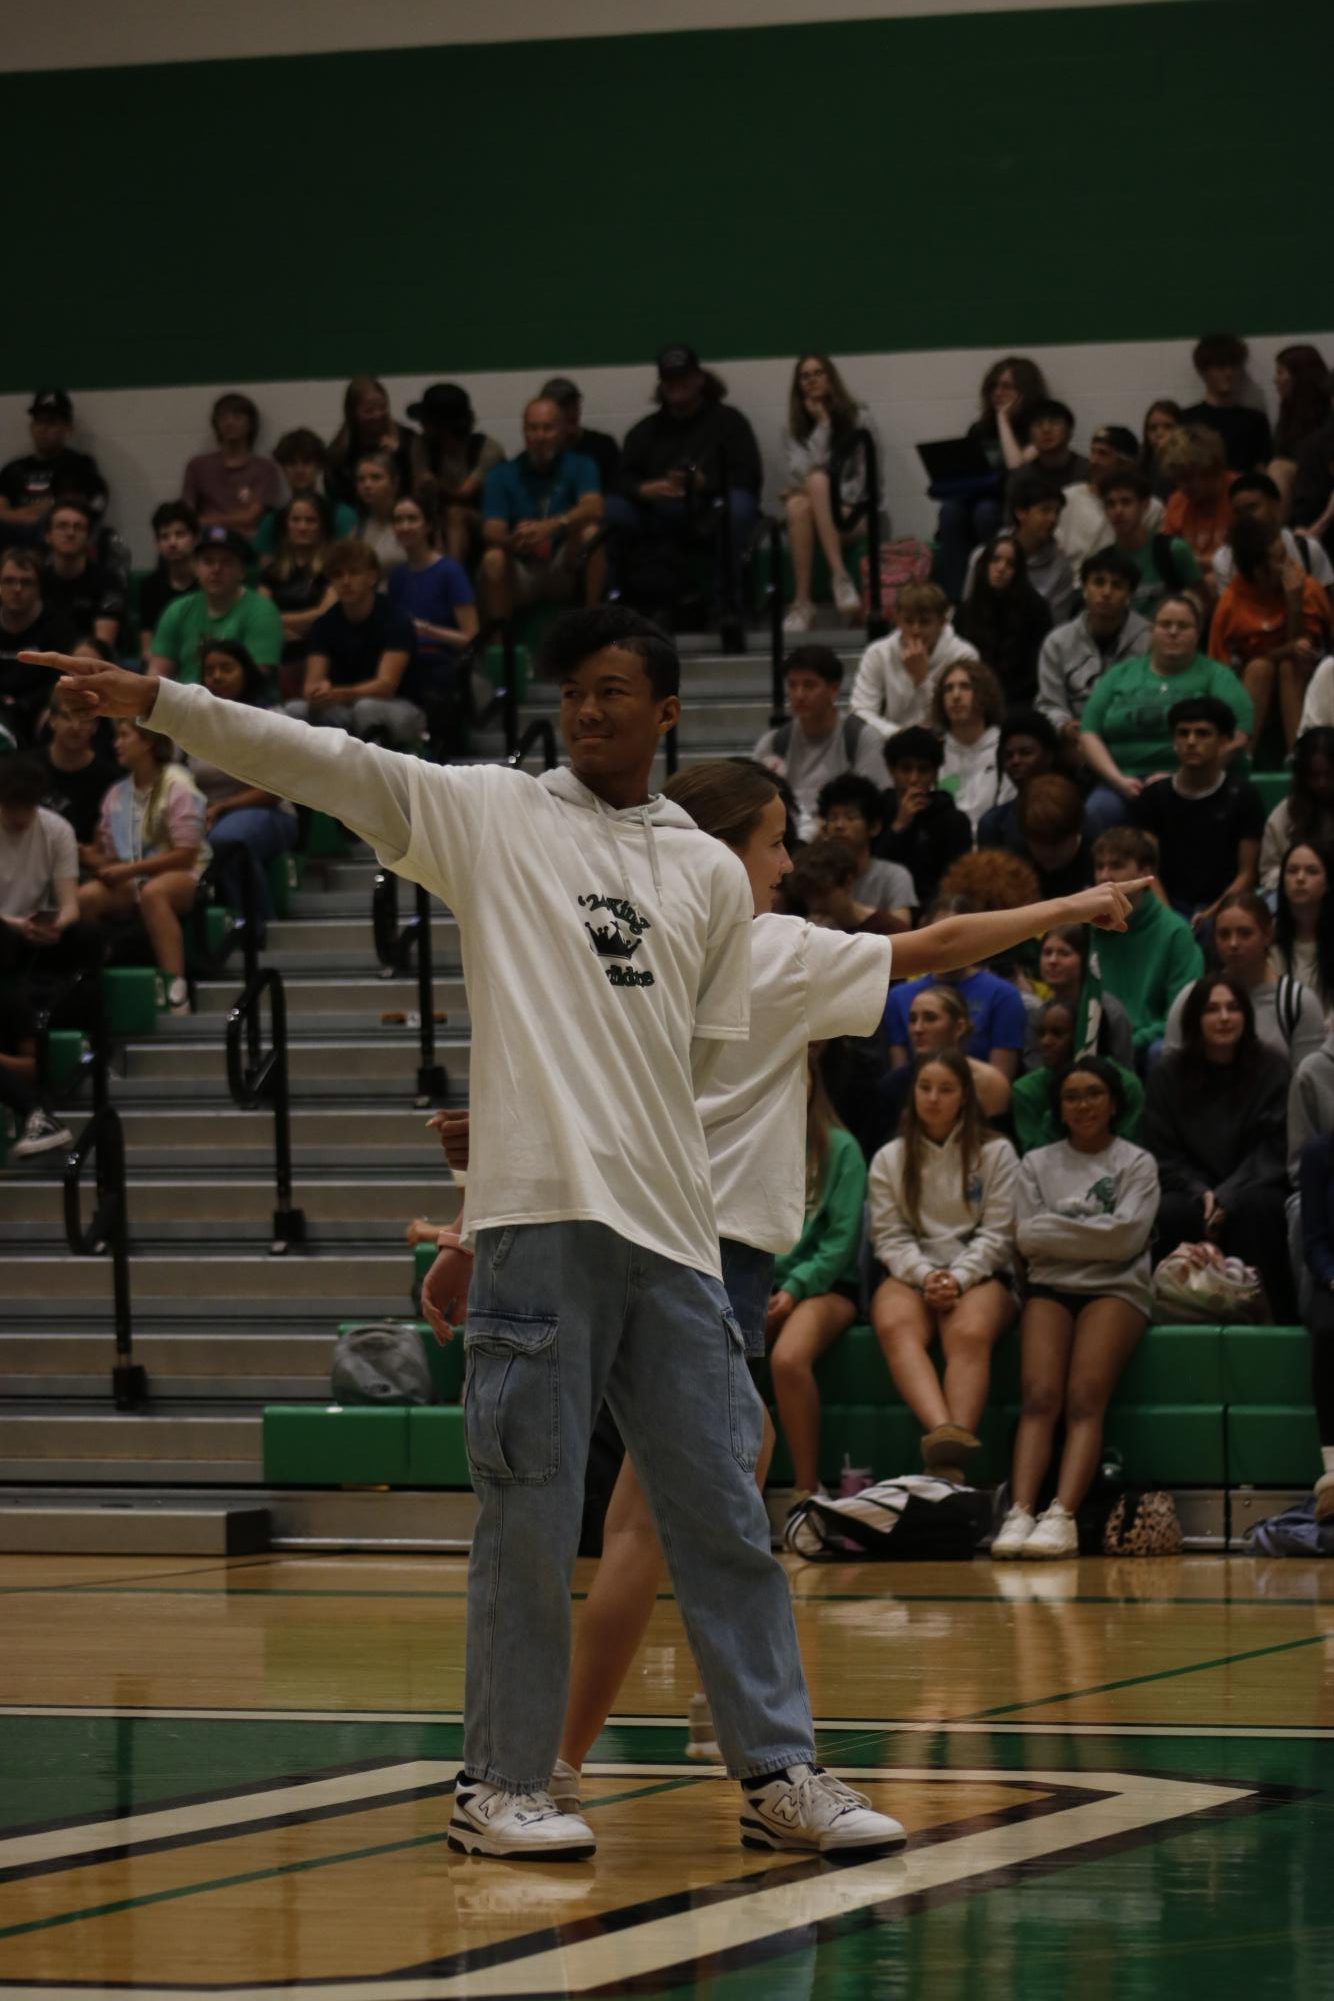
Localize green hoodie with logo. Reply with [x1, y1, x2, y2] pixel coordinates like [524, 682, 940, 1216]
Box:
[1094, 892, 1205, 1051]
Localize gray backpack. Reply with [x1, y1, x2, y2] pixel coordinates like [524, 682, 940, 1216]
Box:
[331, 1322, 435, 1405]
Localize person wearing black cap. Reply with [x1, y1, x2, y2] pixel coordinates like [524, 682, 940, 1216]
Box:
[541, 378, 621, 495]
[1058, 425, 1161, 573]
[147, 527, 282, 689]
[0, 391, 108, 542]
[608, 347, 762, 622]
[406, 384, 505, 567]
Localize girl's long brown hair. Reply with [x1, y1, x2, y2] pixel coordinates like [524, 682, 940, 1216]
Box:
[897, 1050, 986, 1237]
[805, 1047, 845, 1210]
[664, 758, 781, 849]
[787, 354, 860, 444]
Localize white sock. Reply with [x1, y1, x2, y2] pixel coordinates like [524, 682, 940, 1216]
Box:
[1321, 1447, 1334, 1477]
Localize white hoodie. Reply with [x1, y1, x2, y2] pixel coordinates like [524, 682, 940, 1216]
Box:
[148, 680, 752, 1277]
[869, 1127, 1018, 1289]
[849, 624, 979, 738]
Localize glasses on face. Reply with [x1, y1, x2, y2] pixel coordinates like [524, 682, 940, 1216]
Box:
[798, 367, 827, 383]
[1062, 1086, 1109, 1107]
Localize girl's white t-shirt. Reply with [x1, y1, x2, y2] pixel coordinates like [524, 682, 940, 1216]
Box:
[699, 912, 892, 1255]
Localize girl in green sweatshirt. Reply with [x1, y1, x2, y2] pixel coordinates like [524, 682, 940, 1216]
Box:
[768, 1056, 867, 1500]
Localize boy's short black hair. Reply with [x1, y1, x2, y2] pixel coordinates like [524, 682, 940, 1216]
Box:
[1027, 397, 1075, 430]
[1193, 332, 1248, 373]
[150, 499, 199, 536]
[884, 725, 944, 773]
[1230, 470, 1281, 504]
[1096, 464, 1153, 502]
[1091, 423, 1139, 459]
[1169, 695, 1237, 736]
[540, 606, 680, 700]
[0, 756, 50, 809]
[784, 643, 843, 687]
[816, 771, 883, 827]
[1080, 545, 1141, 590]
[1009, 469, 1065, 515]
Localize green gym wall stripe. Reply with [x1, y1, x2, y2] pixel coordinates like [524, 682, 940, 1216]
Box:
[3, 0, 1321, 396]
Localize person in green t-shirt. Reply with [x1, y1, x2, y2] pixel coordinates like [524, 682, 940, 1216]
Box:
[765, 1057, 868, 1500]
[147, 526, 283, 690]
[1098, 466, 1201, 616]
[1078, 593, 1252, 835]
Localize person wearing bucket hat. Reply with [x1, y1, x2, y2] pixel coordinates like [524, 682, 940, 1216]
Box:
[406, 383, 505, 567]
[607, 345, 762, 625]
[0, 389, 109, 537]
[147, 525, 282, 689]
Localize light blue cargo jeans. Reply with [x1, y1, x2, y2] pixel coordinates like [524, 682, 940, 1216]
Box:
[461, 1219, 815, 1791]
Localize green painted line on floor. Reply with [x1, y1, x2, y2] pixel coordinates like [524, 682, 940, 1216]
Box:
[965, 1631, 1333, 1720]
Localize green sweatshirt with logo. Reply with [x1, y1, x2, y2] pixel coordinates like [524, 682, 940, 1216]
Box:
[1094, 893, 1205, 1051]
[773, 1125, 867, 1302]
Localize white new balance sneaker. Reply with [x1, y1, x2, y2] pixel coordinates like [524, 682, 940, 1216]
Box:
[741, 1764, 906, 1854]
[1023, 1500, 1078, 1559]
[548, 1758, 582, 1813]
[990, 1505, 1037, 1559]
[448, 1779, 595, 1860]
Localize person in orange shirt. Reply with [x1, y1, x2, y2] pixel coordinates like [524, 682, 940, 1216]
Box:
[1160, 424, 1236, 570]
[1209, 513, 1334, 749]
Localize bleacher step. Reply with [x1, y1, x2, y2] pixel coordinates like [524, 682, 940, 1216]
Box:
[117, 1035, 471, 1089]
[0, 1408, 264, 1484]
[0, 1250, 412, 1301]
[0, 1176, 455, 1229]
[0, 1499, 270, 1555]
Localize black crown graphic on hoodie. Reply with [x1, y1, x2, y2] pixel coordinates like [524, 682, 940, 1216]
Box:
[584, 921, 641, 960]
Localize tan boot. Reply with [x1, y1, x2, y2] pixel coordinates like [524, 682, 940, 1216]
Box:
[921, 1423, 981, 1485]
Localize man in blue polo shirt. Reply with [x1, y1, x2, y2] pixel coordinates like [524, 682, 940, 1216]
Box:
[479, 398, 604, 622]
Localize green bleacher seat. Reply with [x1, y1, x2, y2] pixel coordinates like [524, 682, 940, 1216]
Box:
[100, 967, 159, 1035]
[263, 1405, 410, 1485]
[1116, 1325, 1224, 1403]
[405, 1407, 472, 1486]
[1226, 1404, 1321, 1485]
[44, 1029, 86, 1095]
[1102, 1405, 1227, 1485]
[302, 811, 348, 858]
[1251, 771, 1290, 817]
[1221, 1326, 1310, 1404]
[184, 903, 231, 972]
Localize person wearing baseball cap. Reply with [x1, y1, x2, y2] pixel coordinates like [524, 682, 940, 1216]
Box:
[1058, 422, 1163, 571]
[0, 390, 109, 539]
[608, 345, 762, 625]
[405, 383, 505, 568]
[146, 524, 282, 690]
[540, 377, 621, 494]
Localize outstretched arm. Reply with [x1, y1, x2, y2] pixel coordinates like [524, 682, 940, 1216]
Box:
[890, 879, 1151, 981]
[21, 650, 416, 860]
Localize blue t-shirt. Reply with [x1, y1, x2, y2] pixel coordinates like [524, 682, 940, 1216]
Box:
[387, 557, 475, 665]
[883, 970, 1027, 1060]
[481, 449, 599, 531]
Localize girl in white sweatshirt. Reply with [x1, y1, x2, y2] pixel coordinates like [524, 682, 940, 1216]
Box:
[869, 1050, 1019, 1483]
[993, 1054, 1160, 1561]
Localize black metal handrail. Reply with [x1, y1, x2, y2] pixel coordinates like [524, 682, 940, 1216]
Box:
[831, 425, 889, 640]
[764, 515, 787, 728]
[508, 719, 558, 771]
[225, 967, 306, 1253]
[370, 871, 449, 1107]
[36, 962, 110, 1117]
[63, 1105, 143, 1409]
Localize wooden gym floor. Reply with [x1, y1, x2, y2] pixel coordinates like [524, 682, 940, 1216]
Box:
[1, 1550, 1331, 1998]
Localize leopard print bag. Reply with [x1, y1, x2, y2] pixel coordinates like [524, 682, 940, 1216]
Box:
[1102, 1489, 1183, 1557]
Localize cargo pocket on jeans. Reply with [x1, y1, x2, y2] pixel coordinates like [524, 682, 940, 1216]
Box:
[723, 1309, 763, 1473]
[463, 1311, 559, 1485]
